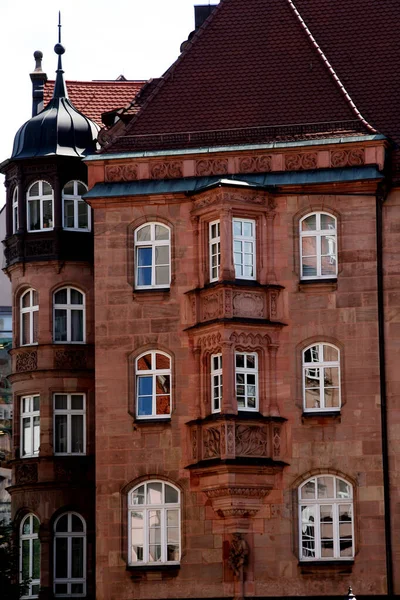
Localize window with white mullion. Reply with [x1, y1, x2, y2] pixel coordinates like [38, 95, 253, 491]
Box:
[232, 218, 256, 280]
[54, 394, 86, 455]
[235, 352, 258, 411]
[21, 289, 39, 346]
[21, 396, 40, 458]
[27, 180, 54, 232]
[135, 222, 171, 289]
[54, 512, 86, 597]
[20, 514, 40, 598]
[62, 180, 90, 231]
[53, 287, 85, 343]
[303, 343, 341, 412]
[13, 187, 19, 233]
[209, 220, 221, 282]
[136, 351, 171, 419]
[129, 481, 180, 566]
[300, 212, 337, 279]
[299, 475, 354, 561]
[211, 354, 222, 413]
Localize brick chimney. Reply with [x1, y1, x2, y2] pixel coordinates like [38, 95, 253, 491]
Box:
[30, 51, 48, 117]
[194, 5, 217, 29]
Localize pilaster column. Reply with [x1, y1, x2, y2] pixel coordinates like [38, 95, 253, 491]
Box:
[221, 341, 236, 414]
[266, 200, 277, 283]
[220, 208, 235, 281]
[268, 344, 279, 416]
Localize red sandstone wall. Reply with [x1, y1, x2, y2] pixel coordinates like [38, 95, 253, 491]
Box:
[93, 187, 385, 599]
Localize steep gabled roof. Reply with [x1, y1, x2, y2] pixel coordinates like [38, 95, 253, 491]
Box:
[293, 0, 400, 143]
[104, 0, 374, 153]
[43, 80, 146, 128]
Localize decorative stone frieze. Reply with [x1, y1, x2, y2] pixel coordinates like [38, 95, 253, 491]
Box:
[105, 163, 139, 182]
[238, 155, 272, 173]
[195, 158, 229, 176]
[284, 152, 318, 170]
[330, 148, 365, 167]
[150, 160, 183, 179]
[54, 349, 88, 370]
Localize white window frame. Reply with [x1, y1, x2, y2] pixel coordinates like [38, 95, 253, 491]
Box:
[62, 180, 90, 232]
[27, 180, 54, 232]
[20, 514, 40, 599]
[128, 480, 181, 566]
[134, 222, 171, 289]
[135, 351, 171, 420]
[53, 394, 86, 455]
[232, 218, 256, 280]
[299, 475, 354, 561]
[235, 352, 258, 411]
[54, 512, 86, 597]
[302, 343, 341, 413]
[21, 396, 40, 458]
[53, 287, 85, 344]
[211, 353, 222, 413]
[209, 220, 221, 282]
[300, 212, 337, 280]
[13, 187, 19, 234]
[20, 289, 39, 347]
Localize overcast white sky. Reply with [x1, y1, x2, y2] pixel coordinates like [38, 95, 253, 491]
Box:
[0, 0, 217, 207]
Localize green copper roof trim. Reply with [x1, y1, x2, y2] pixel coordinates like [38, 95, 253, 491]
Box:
[84, 166, 382, 200]
[84, 134, 386, 162]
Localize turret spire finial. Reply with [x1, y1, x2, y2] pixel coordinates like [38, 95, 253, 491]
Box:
[53, 11, 68, 99]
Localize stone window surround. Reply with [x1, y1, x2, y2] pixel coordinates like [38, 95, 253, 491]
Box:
[53, 286, 86, 344]
[191, 189, 277, 289]
[53, 393, 86, 456]
[302, 343, 341, 413]
[299, 211, 338, 281]
[192, 326, 280, 419]
[135, 350, 172, 420]
[53, 512, 87, 597]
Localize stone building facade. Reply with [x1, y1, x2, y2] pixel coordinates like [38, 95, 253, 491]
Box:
[3, 1, 400, 599]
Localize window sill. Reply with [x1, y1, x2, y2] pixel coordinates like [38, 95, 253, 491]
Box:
[134, 417, 171, 425]
[302, 411, 341, 423]
[298, 279, 337, 293]
[127, 563, 180, 580]
[298, 560, 353, 574]
[127, 563, 180, 571]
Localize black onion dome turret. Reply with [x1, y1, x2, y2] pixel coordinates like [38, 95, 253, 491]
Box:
[12, 43, 98, 159]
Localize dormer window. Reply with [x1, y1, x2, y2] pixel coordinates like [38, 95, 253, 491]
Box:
[62, 181, 90, 231]
[27, 181, 54, 232]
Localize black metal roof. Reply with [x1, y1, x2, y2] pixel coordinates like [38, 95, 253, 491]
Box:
[11, 43, 98, 160]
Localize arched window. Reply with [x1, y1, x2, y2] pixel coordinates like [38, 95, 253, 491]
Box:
[27, 180, 54, 232]
[62, 181, 90, 231]
[299, 475, 354, 561]
[135, 351, 171, 419]
[302, 343, 340, 412]
[20, 289, 38, 346]
[20, 514, 40, 598]
[134, 223, 170, 289]
[300, 212, 337, 279]
[53, 287, 85, 343]
[128, 481, 180, 565]
[54, 512, 86, 597]
[13, 187, 19, 233]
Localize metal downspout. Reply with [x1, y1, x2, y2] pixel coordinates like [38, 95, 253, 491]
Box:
[376, 184, 393, 596]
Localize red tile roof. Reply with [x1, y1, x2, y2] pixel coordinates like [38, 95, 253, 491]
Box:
[105, 0, 374, 153]
[293, 0, 400, 143]
[43, 80, 146, 128]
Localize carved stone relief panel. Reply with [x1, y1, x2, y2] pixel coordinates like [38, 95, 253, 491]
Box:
[105, 163, 139, 182]
[238, 155, 272, 174]
[202, 426, 221, 459]
[196, 159, 229, 176]
[330, 148, 365, 167]
[150, 161, 183, 179]
[232, 292, 265, 318]
[54, 349, 87, 370]
[16, 351, 37, 373]
[235, 425, 269, 457]
[285, 152, 318, 170]
[15, 462, 38, 485]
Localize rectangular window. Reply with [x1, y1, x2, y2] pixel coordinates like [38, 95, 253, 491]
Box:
[235, 352, 258, 410]
[232, 218, 256, 280]
[209, 220, 221, 282]
[21, 396, 40, 458]
[211, 354, 222, 413]
[54, 394, 86, 455]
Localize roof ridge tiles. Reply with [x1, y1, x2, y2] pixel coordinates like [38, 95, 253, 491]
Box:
[286, 0, 377, 134]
